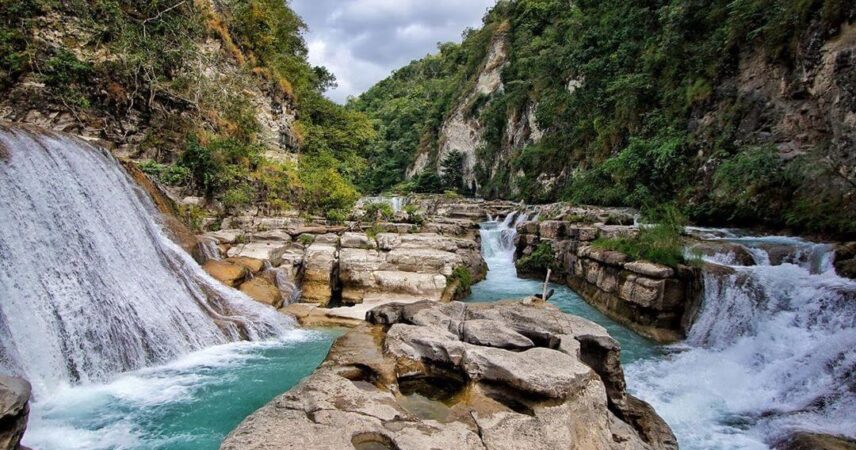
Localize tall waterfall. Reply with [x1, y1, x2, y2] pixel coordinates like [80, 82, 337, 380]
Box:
[0, 126, 293, 396]
[628, 233, 856, 448]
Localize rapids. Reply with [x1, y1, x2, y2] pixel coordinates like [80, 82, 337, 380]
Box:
[472, 216, 856, 449]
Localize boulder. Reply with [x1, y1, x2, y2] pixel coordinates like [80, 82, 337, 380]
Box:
[0, 376, 30, 450]
[776, 432, 856, 450]
[240, 278, 283, 308]
[226, 242, 289, 266]
[539, 220, 566, 239]
[203, 260, 249, 287]
[461, 346, 592, 398]
[340, 232, 376, 249]
[461, 319, 535, 350]
[300, 243, 338, 306]
[225, 256, 266, 274]
[204, 229, 244, 245]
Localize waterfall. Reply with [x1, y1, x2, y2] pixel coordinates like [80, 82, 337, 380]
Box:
[628, 233, 856, 448]
[0, 126, 293, 397]
[478, 212, 522, 260]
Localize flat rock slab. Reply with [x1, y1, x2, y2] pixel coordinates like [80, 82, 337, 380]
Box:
[461, 319, 535, 350]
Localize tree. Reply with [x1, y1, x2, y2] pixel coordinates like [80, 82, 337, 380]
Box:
[440, 150, 465, 192]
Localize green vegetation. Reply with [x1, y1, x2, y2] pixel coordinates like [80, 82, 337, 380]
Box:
[2, 0, 373, 218]
[450, 266, 474, 297]
[516, 241, 556, 274]
[363, 201, 395, 222]
[593, 205, 691, 268]
[440, 150, 467, 194]
[403, 204, 425, 225]
[353, 0, 854, 237]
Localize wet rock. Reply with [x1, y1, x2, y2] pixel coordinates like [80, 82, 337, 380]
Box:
[0, 376, 30, 450]
[776, 432, 856, 450]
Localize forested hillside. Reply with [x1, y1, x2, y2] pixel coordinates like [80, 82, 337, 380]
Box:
[0, 0, 373, 220]
[352, 0, 855, 237]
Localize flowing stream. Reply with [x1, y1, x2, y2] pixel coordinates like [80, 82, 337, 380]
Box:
[470, 216, 855, 449]
[0, 127, 340, 449]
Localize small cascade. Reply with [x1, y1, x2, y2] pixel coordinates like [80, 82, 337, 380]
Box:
[0, 127, 293, 397]
[478, 211, 523, 260]
[629, 232, 856, 448]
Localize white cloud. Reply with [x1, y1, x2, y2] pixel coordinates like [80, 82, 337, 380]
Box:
[291, 0, 495, 103]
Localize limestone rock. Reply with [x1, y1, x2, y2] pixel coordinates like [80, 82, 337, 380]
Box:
[223, 301, 676, 450]
[225, 256, 265, 274]
[462, 346, 592, 398]
[301, 243, 338, 306]
[0, 376, 30, 450]
[240, 278, 283, 308]
[461, 319, 535, 350]
[624, 261, 675, 279]
[340, 232, 376, 249]
[203, 260, 249, 287]
[226, 242, 289, 266]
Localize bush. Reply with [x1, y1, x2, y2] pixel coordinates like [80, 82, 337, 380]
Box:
[593, 204, 687, 268]
[364, 201, 395, 222]
[403, 204, 424, 225]
[517, 241, 556, 274]
[450, 266, 474, 297]
[138, 160, 190, 186]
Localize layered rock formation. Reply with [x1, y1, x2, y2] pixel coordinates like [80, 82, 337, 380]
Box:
[0, 377, 30, 450]
[221, 300, 676, 450]
[515, 219, 700, 343]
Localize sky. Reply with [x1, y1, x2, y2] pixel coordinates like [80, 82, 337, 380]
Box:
[290, 0, 496, 103]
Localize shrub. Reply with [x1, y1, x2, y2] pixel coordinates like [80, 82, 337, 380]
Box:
[517, 241, 556, 274]
[364, 202, 395, 222]
[450, 266, 474, 297]
[593, 204, 687, 268]
[403, 204, 424, 225]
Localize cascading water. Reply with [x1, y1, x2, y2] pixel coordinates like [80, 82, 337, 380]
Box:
[471, 212, 659, 363]
[0, 126, 293, 396]
[627, 233, 856, 449]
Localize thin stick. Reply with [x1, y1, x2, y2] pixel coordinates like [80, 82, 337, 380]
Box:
[542, 268, 551, 302]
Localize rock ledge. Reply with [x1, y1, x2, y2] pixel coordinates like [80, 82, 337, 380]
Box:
[222, 300, 676, 450]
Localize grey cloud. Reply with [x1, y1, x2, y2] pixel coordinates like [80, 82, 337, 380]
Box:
[290, 0, 495, 103]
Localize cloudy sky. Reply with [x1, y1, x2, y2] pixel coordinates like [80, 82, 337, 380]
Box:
[291, 0, 496, 103]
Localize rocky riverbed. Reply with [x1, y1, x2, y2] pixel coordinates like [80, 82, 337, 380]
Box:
[221, 300, 677, 450]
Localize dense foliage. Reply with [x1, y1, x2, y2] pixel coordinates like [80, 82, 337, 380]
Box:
[1, 0, 373, 218]
[353, 0, 855, 236]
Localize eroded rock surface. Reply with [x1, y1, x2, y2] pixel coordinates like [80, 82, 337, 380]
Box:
[0, 376, 30, 450]
[222, 301, 676, 450]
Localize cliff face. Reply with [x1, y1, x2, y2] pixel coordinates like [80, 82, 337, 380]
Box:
[0, 1, 372, 220]
[355, 0, 856, 238]
[0, 1, 297, 161]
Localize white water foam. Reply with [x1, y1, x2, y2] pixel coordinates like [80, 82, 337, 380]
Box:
[24, 331, 326, 450]
[627, 233, 856, 449]
[0, 127, 294, 397]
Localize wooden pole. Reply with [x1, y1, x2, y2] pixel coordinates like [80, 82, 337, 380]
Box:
[541, 269, 551, 302]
